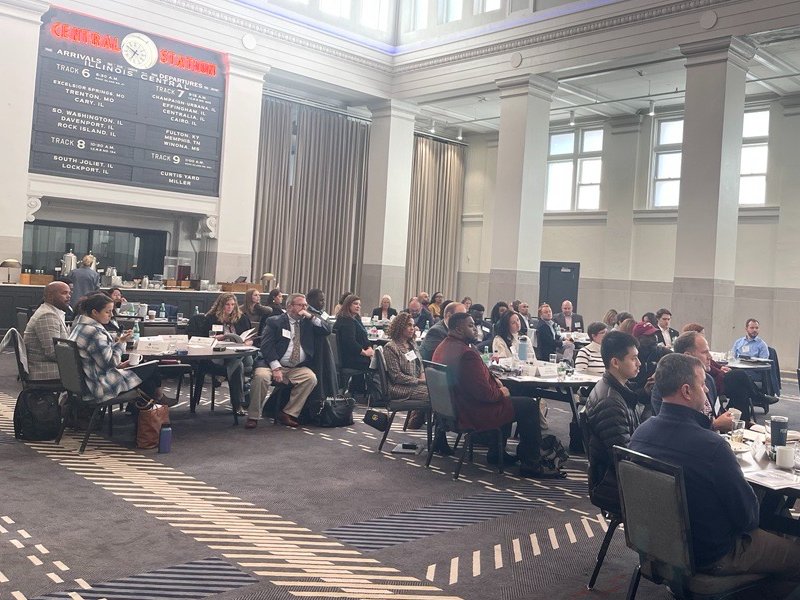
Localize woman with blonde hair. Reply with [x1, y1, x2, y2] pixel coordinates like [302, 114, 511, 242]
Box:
[371, 294, 397, 320]
[207, 293, 252, 339]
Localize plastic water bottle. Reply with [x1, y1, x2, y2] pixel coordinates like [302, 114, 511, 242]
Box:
[482, 349, 491, 366]
[158, 424, 172, 453]
[193, 305, 200, 316]
[517, 336, 529, 362]
[159, 303, 166, 319]
[132, 321, 140, 345]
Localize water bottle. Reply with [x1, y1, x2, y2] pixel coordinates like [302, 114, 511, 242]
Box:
[193, 305, 200, 316]
[557, 361, 567, 381]
[159, 303, 166, 319]
[517, 336, 529, 362]
[158, 423, 172, 453]
[132, 321, 140, 345]
[482, 349, 491, 366]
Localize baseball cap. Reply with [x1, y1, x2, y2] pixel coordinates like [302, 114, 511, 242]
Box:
[632, 321, 658, 338]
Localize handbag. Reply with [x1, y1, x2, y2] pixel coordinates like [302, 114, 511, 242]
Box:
[363, 407, 389, 432]
[317, 395, 355, 428]
[137, 402, 170, 449]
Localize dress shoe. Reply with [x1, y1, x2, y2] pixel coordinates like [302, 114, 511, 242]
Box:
[765, 395, 780, 405]
[158, 395, 179, 408]
[245, 419, 257, 429]
[519, 463, 567, 479]
[433, 436, 454, 456]
[487, 452, 520, 466]
[277, 411, 300, 427]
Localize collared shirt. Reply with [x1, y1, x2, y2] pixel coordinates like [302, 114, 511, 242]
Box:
[659, 327, 672, 348]
[272, 315, 323, 369]
[629, 403, 759, 567]
[732, 335, 769, 359]
[564, 315, 572, 330]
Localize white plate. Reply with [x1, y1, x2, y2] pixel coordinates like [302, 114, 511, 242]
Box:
[729, 441, 750, 454]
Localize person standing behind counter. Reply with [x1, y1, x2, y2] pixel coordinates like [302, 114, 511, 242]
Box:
[68, 255, 99, 308]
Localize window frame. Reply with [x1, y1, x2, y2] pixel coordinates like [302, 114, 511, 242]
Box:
[649, 116, 684, 208]
[544, 126, 604, 212]
[738, 108, 770, 206]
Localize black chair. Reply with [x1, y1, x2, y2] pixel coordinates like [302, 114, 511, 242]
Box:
[578, 409, 622, 590]
[423, 360, 504, 480]
[374, 346, 432, 453]
[4, 328, 62, 392]
[613, 446, 766, 599]
[53, 338, 140, 454]
[329, 332, 369, 397]
[140, 323, 178, 337]
[16, 310, 29, 335]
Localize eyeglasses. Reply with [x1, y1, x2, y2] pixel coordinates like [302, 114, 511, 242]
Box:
[292, 302, 308, 308]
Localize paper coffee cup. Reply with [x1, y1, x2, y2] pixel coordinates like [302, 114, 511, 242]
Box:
[128, 353, 142, 366]
[147, 310, 156, 320]
[776, 445, 794, 469]
[728, 408, 742, 422]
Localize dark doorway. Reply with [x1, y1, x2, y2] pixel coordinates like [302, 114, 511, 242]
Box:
[539, 262, 580, 312]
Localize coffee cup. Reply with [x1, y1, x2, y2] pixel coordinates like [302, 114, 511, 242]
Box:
[147, 310, 156, 320]
[128, 352, 142, 366]
[771, 416, 789, 447]
[776, 445, 794, 469]
[728, 408, 742, 422]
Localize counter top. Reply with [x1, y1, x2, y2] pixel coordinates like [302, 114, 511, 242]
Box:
[0, 283, 228, 294]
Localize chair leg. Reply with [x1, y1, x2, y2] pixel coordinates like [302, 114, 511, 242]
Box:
[426, 428, 441, 468]
[210, 377, 216, 411]
[175, 374, 183, 401]
[453, 433, 462, 450]
[402, 412, 411, 431]
[55, 398, 71, 445]
[378, 411, 398, 453]
[468, 436, 474, 463]
[106, 405, 113, 437]
[79, 406, 101, 454]
[454, 433, 472, 480]
[497, 429, 504, 474]
[587, 517, 622, 589]
[626, 565, 641, 600]
[426, 410, 433, 453]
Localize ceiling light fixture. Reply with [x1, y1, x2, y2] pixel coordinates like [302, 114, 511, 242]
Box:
[456, 127, 463, 141]
[429, 120, 436, 134]
[648, 100, 656, 116]
[569, 110, 576, 126]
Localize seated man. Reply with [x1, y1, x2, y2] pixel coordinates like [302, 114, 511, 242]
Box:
[248, 293, 331, 429]
[584, 331, 641, 515]
[651, 331, 734, 433]
[24, 281, 71, 384]
[419, 302, 466, 361]
[630, 353, 800, 593]
[432, 312, 562, 478]
[553, 300, 584, 333]
[732, 318, 769, 359]
[535, 303, 569, 361]
[406, 298, 434, 331]
[654, 308, 679, 348]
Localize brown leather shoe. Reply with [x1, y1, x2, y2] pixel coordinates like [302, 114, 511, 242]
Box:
[245, 419, 257, 429]
[277, 412, 299, 427]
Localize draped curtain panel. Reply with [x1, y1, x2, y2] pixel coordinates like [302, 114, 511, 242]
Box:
[252, 97, 370, 300]
[404, 135, 466, 302]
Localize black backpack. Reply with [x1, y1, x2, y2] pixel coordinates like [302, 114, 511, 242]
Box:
[13, 388, 62, 441]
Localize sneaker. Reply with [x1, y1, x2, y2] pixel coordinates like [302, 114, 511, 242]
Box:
[519, 463, 567, 479]
[433, 437, 454, 456]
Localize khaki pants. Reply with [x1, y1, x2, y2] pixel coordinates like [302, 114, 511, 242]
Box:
[702, 528, 800, 586]
[249, 366, 317, 420]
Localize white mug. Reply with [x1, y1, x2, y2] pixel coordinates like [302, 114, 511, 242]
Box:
[128, 353, 142, 366]
[776, 446, 794, 469]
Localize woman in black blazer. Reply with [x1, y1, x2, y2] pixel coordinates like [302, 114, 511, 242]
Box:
[334, 294, 373, 371]
[371, 294, 397, 320]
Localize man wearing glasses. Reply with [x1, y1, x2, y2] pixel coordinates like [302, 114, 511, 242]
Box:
[247, 293, 331, 428]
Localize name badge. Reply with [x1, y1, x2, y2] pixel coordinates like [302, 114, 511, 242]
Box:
[574, 322, 581, 329]
[211, 324, 223, 333]
[482, 326, 490, 333]
[714, 398, 722, 416]
[321, 311, 330, 320]
[404, 350, 417, 361]
[282, 329, 292, 339]
[741, 344, 749, 354]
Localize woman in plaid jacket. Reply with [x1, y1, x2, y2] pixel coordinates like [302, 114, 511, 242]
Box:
[69, 293, 161, 402]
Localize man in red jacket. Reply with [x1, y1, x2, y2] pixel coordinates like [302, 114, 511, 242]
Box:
[432, 312, 563, 478]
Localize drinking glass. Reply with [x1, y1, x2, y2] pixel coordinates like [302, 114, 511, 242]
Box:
[549, 353, 557, 364]
[730, 420, 745, 444]
[176, 312, 184, 320]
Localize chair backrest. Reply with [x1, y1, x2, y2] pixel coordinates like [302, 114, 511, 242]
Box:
[329, 332, 342, 370]
[53, 338, 88, 397]
[186, 313, 210, 338]
[613, 446, 694, 590]
[5, 328, 29, 384]
[423, 361, 458, 427]
[374, 345, 390, 399]
[16, 310, 29, 335]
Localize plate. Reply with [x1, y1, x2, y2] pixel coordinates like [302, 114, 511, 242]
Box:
[729, 441, 750, 454]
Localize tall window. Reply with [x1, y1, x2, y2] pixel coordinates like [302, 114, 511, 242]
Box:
[402, 0, 428, 31]
[474, 0, 502, 12]
[739, 109, 769, 205]
[319, 0, 351, 19]
[438, 0, 463, 23]
[360, 0, 392, 30]
[545, 128, 604, 211]
[651, 118, 683, 207]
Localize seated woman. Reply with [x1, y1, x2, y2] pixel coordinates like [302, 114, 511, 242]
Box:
[492, 311, 535, 362]
[333, 294, 373, 392]
[428, 292, 444, 320]
[371, 294, 398, 321]
[383, 312, 428, 427]
[100, 288, 126, 335]
[575, 322, 607, 375]
[240, 288, 272, 330]
[208, 293, 253, 339]
[263, 288, 285, 316]
[68, 293, 169, 404]
[461, 297, 472, 311]
[489, 301, 509, 333]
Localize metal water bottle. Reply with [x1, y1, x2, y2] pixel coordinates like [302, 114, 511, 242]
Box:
[158, 424, 172, 453]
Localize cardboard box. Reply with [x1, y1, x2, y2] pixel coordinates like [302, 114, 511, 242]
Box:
[20, 273, 54, 285]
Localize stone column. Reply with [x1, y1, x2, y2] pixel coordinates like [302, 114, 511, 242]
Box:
[207, 55, 269, 283]
[487, 74, 556, 305]
[0, 0, 49, 260]
[360, 100, 417, 307]
[671, 36, 755, 348]
[598, 115, 642, 310]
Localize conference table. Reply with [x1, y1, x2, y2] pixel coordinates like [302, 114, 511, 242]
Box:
[499, 371, 602, 453]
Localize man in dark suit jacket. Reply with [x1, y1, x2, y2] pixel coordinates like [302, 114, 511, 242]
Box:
[553, 300, 584, 333]
[247, 293, 331, 428]
[654, 308, 679, 349]
[419, 302, 466, 361]
[303, 288, 338, 422]
[432, 313, 562, 478]
[535, 303, 564, 361]
[406, 298, 434, 331]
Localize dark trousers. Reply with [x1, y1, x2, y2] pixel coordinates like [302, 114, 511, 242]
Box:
[508, 396, 542, 467]
[724, 369, 767, 421]
[128, 361, 161, 398]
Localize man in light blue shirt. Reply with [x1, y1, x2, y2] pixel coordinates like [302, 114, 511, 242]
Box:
[731, 318, 769, 359]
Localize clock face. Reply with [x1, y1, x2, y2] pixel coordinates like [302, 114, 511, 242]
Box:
[121, 33, 159, 70]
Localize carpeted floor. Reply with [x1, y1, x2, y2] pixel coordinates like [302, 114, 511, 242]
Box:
[2, 354, 798, 600]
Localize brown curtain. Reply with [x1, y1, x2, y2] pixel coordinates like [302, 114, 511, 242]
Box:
[252, 97, 370, 298]
[404, 135, 466, 301]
